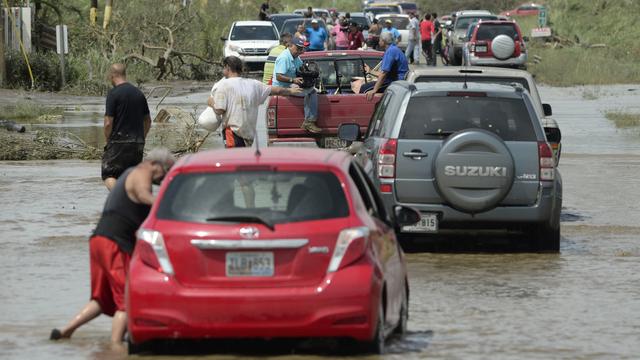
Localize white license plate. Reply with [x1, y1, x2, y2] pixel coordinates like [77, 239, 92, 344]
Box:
[324, 137, 349, 148]
[226, 252, 274, 277]
[476, 45, 488, 52]
[402, 214, 438, 233]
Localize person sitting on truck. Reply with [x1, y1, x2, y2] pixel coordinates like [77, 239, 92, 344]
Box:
[361, 31, 409, 100]
[273, 36, 321, 134]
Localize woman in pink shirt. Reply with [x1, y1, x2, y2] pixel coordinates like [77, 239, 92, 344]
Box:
[331, 20, 350, 50]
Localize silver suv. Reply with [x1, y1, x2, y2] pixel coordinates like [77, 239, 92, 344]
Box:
[339, 81, 562, 251]
[446, 11, 498, 66]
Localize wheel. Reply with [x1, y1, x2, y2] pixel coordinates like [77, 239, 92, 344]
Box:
[127, 337, 148, 355]
[361, 302, 385, 354]
[394, 281, 409, 335]
[534, 223, 560, 252]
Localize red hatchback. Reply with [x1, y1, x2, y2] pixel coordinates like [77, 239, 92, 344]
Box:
[126, 148, 419, 354]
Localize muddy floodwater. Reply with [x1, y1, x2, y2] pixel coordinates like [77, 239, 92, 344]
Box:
[1, 85, 640, 359]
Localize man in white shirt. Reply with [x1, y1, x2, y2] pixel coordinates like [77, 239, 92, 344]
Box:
[405, 12, 421, 64]
[208, 56, 301, 147]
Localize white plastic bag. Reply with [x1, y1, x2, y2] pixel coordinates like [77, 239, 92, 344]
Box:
[197, 81, 222, 132]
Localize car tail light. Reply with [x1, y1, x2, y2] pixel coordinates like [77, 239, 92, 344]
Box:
[136, 229, 175, 275]
[267, 106, 277, 128]
[538, 141, 555, 182]
[377, 139, 397, 178]
[327, 227, 370, 273]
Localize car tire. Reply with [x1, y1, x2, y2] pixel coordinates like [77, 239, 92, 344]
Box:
[361, 302, 385, 354]
[127, 338, 147, 355]
[394, 281, 409, 335]
[533, 223, 560, 252]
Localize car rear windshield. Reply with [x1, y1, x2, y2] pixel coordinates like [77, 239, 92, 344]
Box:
[399, 96, 537, 141]
[231, 25, 278, 40]
[476, 24, 519, 41]
[365, 7, 400, 15]
[456, 16, 498, 29]
[379, 16, 409, 28]
[415, 76, 531, 92]
[314, 57, 380, 88]
[156, 171, 349, 225]
[350, 16, 370, 29]
[400, 3, 418, 11]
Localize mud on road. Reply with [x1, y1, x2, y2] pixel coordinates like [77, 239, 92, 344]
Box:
[1, 85, 640, 359]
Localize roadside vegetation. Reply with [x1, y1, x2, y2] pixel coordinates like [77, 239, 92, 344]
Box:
[0, 101, 63, 120]
[605, 110, 640, 128]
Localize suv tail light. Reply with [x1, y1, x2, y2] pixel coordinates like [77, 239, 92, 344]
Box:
[267, 106, 277, 128]
[538, 141, 555, 182]
[136, 229, 175, 275]
[377, 139, 397, 179]
[327, 227, 370, 273]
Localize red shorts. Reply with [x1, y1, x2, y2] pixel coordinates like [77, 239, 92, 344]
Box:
[90, 235, 131, 317]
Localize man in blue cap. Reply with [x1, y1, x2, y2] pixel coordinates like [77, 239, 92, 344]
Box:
[273, 36, 321, 134]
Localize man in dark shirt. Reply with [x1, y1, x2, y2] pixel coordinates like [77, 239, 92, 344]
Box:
[102, 63, 151, 191]
[258, 0, 270, 21]
[50, 148, 175, 343]
[432, 13, 443, 64]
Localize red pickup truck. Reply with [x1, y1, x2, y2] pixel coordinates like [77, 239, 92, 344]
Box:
[267, 50, 384, 148]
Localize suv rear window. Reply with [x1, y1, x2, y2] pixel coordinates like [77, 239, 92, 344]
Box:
[415, 76, 531, 92]
[399, 96, 536, 141]
[157, 171, 349, 224]
[476, 24, 519, 41]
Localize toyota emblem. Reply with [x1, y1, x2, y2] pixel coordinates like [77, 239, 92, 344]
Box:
[239, 227, 260, 239]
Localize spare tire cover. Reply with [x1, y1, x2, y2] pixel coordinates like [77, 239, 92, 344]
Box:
[491, 34, 515, 60]
[434, 129, 515, 213]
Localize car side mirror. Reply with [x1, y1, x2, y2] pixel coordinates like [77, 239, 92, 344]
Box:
[338, 123, 361, 142]
[543, 103, 552, 116]
[394, 206, 421, 227]
[220, 36, 228, 41]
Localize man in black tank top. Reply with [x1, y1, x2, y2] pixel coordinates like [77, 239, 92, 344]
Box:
[51, 148, 175, 343]
[102, 63, 152, 191]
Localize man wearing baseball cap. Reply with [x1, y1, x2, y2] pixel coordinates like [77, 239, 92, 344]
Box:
[273, 36, 321, 133]
[306, 19, 328, 51]
[381, 19, 401, 45]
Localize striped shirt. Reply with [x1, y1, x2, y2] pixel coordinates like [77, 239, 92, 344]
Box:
[262, 44, 287, 84]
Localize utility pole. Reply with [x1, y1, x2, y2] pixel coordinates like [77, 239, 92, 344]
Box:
[0, 6, 5, 86]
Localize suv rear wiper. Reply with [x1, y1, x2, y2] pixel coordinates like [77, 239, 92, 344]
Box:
[205, 215, 275, 230]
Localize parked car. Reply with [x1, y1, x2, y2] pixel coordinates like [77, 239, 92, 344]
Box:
[398, 2, 418, 14]
[463, 20, 528, 69]
[293, 8, 331, 18]
[340, 81, 562, 251]
[446, 10, 498, 65]
[280, 18, 328, 37]
[339, 12, 372, 40]
[222, 21, 280, 71]
[406, 66, 561, 161]
[500, 3, 545, 17]
[363, 6, 401, 21]
[267, 50, 384, 148]
[375, 14, 410, 50]
[127, 147, 419, 354]
[269, 13, 303, 33]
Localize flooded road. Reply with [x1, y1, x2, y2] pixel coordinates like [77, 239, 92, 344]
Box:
[1, 85, 640, 359]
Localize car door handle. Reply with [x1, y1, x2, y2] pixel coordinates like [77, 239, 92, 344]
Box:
[403, 151, 428, 159]
[330, 99, 340, 103]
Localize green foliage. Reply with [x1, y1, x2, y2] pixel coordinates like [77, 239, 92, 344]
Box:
[0, 101, 63, 120]
[4, 50, 78, 91]
[605, 110, 640, 128]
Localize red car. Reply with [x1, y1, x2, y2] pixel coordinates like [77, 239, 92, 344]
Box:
[126, 147, 419, 354]
[267, 50, 384, 148]
[463, 20, 528, 69]
[500, 3, 544, 17]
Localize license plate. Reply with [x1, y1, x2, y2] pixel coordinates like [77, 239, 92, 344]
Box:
[226, 252, 274, 277]
[402, 214, 438, 233]
[476, 45, 487, 52]
[324, 137, 349, 148]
